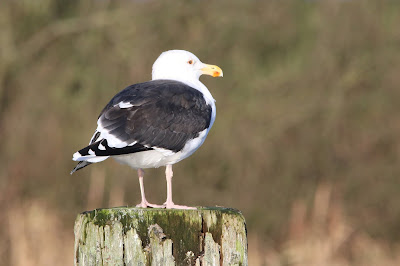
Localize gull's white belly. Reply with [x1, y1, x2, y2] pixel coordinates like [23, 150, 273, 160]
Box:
[113, 150, 182, 169]
[112, 129, 208, 169]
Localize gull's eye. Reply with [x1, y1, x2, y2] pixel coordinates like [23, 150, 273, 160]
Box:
[188, 60, 194, 65]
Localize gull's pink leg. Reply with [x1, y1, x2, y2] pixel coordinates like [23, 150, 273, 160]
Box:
[164, 164, 196, 209]
[136, 169, 163, 208]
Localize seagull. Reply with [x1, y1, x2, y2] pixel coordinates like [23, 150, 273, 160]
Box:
[71, 50, 223, 209]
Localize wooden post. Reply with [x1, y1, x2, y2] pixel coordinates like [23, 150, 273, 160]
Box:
[74, 207, 247, 265]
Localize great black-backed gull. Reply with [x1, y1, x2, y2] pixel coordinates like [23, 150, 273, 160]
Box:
[71, 50, 223, 209]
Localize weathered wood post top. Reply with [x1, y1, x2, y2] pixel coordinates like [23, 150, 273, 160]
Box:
[74, 207, 247, 265]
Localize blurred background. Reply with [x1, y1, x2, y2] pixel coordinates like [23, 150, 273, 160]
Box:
[1, 0, 400, 265]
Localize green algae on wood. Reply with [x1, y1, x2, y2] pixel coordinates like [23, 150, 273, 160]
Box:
[74, 207, 247, 266]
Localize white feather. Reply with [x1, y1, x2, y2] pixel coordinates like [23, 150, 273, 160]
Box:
[96, 122, 129, 148]
[117, 101, 133, 108]
[72, 151, 82, 161]
[83, 156, 109, 163]
[72, 151, 109, 163]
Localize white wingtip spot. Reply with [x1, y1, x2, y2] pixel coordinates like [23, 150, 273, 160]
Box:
[98, 143, 106, 150]
[73, 154, 110, 163]
[72, 151, 82, 161]
[117, 101, 134, 108]
[88, 149, 95, 155]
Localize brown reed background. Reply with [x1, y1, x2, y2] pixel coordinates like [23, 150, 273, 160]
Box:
[1, 0, 400, 265]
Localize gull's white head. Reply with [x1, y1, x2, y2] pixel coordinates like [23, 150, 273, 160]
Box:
[152, 50, 223, 83]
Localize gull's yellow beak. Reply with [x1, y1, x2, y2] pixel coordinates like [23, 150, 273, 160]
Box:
[201, 64, 223, 77]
